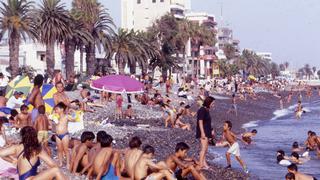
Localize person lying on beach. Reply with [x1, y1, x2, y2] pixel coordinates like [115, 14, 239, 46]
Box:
[287, 163, 317, 180]
[166, 142, 206, 180]
[223, 121, 248, 173]
[0, 126, 67, 180]
[87, 133, 122, 180]
[241, 129, 258, 145]
[16, 105, 31, 128]
[134, 145, 175, 180]
[123, 136, 143, 178]
[34, 105, 51, 156]
[70, 131, 95, 174]
[54, 102, 73, 169]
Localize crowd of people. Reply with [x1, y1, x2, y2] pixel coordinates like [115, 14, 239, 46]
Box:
[0, 70, 319, 179]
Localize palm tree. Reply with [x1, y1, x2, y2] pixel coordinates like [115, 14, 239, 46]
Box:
[64, 15, 93, 79]
[317, 70, 320, 79]
[304, 64, 312, 80]
[223, 44, 236, 61]
[35, 0, 71, 78]
[0, 0, 34, 77]
[71, 0, 114, 76]
[284, 61, 289, 70]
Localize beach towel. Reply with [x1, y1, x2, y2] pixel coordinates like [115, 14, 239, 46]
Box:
[0, 158, 18, 179]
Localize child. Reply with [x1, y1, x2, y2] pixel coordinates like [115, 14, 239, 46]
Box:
[241, 129, 258, 145]
[34, 105, 51, 156]
[123, 136, 143, 178]
[87, 133, 121, 180]
[115, 94, 123, 119]
[295, 101, 304, 119]
[123, 104, 134, 119]
[16, 105, 31, 128]
[165, 142, 206, 180]
[134, 145, 175, 180]
[54, 102, 73, 169]
[8, 109, 18, 126]
[223, 121, 248, 173]
[70, 131, 95, 174]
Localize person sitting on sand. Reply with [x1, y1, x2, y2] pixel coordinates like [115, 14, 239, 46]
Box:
[285, 172, 295, 180]
[223, 121, 248, 173]
[54, 102, 73, 169]
[16, 105, 31, 128]
[53, 82, 70, 107]
[123, 104, 134, 119]
[0, 126, 67, 180]
[287, 164, 317, 180]
[174, 103, 192, 131]
[87, 133, 122, 180]
[123, 136, 143, 178]
[70, 131, 95, 174]
[161, 101, 176, 128]
[241, 129, 258, 145]
[166, 142, 206, 180]
[34, 105, 51, 156]
[134, 145, 175, 180]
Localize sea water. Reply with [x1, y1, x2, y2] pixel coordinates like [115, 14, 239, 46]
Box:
[209, 100, 320, 180]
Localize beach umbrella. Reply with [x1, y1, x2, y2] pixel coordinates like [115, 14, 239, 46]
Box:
[248, 75, 256, 81]
[28, 84, 57, 113]
[5, 76, 32, 98]
[91, 75, 144, 94]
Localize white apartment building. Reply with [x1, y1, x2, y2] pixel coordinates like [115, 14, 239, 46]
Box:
[256, 52, 272, 61]
[121, 0, 190, 31]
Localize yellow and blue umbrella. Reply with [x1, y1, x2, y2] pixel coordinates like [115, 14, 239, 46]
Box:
[28, 84, 57, 113]
[5, 76, 32, 98]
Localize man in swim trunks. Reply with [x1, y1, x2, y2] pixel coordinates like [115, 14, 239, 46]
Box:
[34, 105, 51, 155]
[241, 129, 258, 145]
[166, 142, 206, 180]
[223, 121, 248, 173]
[28, 74, 45, 123]
[287, 163, 317, 180]
[134, 145, 176, 180]
[70, 131, 95, 174]
[123, 136, 143, 178]
[16, 104, 31, 128]
[53, 82, 70, 107]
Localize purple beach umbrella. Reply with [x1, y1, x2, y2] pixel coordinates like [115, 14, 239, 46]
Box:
[91, 75, 144, 94]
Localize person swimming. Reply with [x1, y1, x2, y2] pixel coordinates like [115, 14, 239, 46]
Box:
[277, 150, 291, 166]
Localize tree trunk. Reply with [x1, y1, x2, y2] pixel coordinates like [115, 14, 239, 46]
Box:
[191, 50, 195, 78]
[9, 31, 20, 77]
[85, 42, 96, 76]
[80, 45, 84, 73]
[162, 68, 168, 81]
[129, 61, 136, 74]
[118, 59, 125, 75]
[65, 39, 76, 79]
[46, 42, 55, 79]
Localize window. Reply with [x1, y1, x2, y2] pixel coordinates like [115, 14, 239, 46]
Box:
[152, 0, 156, 3]
[160, 0, 164, 2]
[137, 0, 141, 4]
[40, 54, 45, 61]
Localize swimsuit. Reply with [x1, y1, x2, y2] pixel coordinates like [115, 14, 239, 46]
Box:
[17, 150, 41, 180]
[101, 164, 119, 180]
[56, 133, 69, 141]
[31, 108, 39, 124]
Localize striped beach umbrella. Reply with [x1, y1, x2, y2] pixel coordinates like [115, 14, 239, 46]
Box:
[28, 84, 57, 113]
[5, 76, 32, 98]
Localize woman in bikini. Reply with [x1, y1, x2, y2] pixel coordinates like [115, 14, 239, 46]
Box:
[0, 126, 66, 180]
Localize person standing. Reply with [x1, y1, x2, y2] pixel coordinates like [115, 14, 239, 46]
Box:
[196, 96, 215, 169]
[0, 73, 8, 96]
[27, 74, 45, 124]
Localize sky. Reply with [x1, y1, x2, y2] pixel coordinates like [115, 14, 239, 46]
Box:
[37, 0, 320, 69]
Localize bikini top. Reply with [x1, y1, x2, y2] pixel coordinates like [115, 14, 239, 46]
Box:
[17, 150, 41, 180]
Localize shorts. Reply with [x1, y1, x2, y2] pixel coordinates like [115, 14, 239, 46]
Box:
[38, 131, 49, 143]
[31, 108, 39, 123]
[227, 142, 240, 157]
